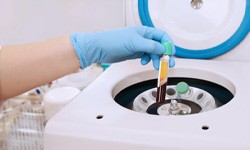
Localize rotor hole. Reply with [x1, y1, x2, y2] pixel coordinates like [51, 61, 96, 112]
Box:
[197, 93, 204, 100]
[166, 88, 176, 96]
[151, 91, 157, 98]
[141, 97, 148, 103]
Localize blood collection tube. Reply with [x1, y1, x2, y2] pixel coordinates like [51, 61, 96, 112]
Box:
[156, 42, 172, 103]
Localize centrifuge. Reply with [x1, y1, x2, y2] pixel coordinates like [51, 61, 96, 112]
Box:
[45, 0, 250, 149]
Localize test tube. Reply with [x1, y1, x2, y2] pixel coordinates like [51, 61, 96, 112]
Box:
[156, 55, 169, 103]
[156, 42, 172, 103]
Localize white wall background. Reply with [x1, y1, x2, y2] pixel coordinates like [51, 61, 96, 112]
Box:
[0, 0, 125, 45]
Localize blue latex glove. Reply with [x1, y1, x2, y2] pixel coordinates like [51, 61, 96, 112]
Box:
[70, 25, 175, 70]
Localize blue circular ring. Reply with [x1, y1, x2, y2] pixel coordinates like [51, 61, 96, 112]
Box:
[138, 0, 250, 59]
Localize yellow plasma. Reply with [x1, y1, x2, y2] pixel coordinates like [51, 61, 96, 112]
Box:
[160, 60, 169, 81]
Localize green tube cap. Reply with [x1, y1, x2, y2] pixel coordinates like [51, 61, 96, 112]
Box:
[176, 82, 189, 94]
[161, 42, 172, 55]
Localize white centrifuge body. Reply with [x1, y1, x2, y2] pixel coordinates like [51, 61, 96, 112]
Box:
[45, 0, 250, 149]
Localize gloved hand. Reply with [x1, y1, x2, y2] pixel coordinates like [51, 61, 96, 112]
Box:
[70, 25, 175, 70]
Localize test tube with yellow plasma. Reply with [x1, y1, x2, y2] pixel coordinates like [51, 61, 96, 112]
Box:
[156, 42, 172, 103]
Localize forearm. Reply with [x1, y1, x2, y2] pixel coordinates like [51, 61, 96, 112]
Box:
[0, 36, 80, 100]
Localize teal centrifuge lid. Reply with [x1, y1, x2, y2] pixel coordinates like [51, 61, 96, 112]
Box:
[138, 0, 250, 59]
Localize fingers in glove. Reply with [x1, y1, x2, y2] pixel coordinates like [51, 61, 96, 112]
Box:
[140, 53, 151, 65]
[169, 56, 175, 68]
[139, 26, 172, 43]
[150, 54, 161, 70]
[134, 37, 165, 55]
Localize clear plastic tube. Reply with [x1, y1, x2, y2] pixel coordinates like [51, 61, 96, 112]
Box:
[156, 55, 169, 103]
